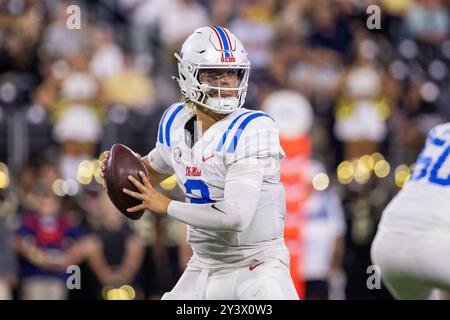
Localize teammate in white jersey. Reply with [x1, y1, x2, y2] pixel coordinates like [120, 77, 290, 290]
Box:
[371, 123, 450, 299]
[101, 26, 298, 300]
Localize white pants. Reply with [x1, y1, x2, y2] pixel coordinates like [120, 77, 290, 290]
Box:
[371, 226, 450, 299]
[162, 258, 299, 300]
[0, 278, 12, 300]
[21, 277, 68, 300]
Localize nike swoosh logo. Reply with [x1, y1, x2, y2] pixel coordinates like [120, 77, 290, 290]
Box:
[211, 203, 226, 214]
[202, 155, 215, 162]
[248, 261, 265, 271]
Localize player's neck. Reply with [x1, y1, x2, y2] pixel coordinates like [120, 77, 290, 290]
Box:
[195, 107, 226, 133]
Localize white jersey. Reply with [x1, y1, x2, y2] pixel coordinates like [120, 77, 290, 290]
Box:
[149, 102, 289, 267]
[380, 123, 450, 231]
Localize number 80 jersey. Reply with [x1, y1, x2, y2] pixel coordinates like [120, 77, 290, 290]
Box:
[380, 123, 450, 230]
[148, 103, 289, 266]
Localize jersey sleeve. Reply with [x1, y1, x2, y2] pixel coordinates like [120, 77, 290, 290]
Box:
[147, 102, 185, 175]
[147, 146, 174, 175]
[167, 158, 263, 232]
[219, 111, 285, 166]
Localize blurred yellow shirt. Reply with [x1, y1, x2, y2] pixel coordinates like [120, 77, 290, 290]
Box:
[102, 70, 154, 108]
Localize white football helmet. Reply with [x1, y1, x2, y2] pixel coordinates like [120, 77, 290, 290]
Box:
[173, 26, 250, 114]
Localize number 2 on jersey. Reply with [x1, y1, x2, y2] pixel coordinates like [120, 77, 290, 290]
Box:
[184, 179, 214, 203]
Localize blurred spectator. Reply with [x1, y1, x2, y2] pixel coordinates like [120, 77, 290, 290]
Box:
[276, 0, 310, 39]
[381, 0, 414, 42]
[127, 0, 165, 56]
[308, 0, 353, 56]
[0, 190, 18, 300]
[0, 27, 41, 105]
[264, 37, 301, 94]
[157, 0, 209, 50]
[333, 36, 394, 160]
[146, 216, 190, 299]
[33, 78, 59, 112]
[405, 0, 449, 46]
[16, 165, 36, 211]
[341, 180, 394, 300]
[209, 0, 235, 27]
[41, 1, 88, 59]
[53, 53, 102, 181]
[229, 0, 275, 77]
[129, 182, 191, 299]
[36, 156, 61, 187]
[288, 47, 342, 100]
[130, 0, 208, 57]
[89, 24, 125, 80]
[101, 55, 156, 109]
[86, 191, 145, 299]
[14, 184, 86, 299]
[394, 76, 445, 163]
[302, 161, 346, 300]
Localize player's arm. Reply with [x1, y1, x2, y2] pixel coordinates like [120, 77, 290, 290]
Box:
[124, 158, 264, 232]
[166, 159, 263, 232]
[141, 152, 173, 187]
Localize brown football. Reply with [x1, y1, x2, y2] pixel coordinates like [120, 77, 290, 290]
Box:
[104, 144, 148, 220]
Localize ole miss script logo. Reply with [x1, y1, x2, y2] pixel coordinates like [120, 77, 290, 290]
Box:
[186, 166, 201, 177]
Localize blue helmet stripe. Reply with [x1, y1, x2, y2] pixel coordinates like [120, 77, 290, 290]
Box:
[165, 104, 184, 147]
[226, 113, 273, 153]
[212, 25, 230, 58]
[216, 111, 253, 152]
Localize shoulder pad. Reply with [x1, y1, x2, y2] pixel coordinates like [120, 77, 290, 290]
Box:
[215, 110, 282, 163]
[157, 103, 185, 147]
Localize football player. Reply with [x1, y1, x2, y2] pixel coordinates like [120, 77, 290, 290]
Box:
[371, 123, 450, 299]
[101, 26, 298, 300]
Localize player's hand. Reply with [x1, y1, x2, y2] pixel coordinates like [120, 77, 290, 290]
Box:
[123, 171, 171, 216]
[100, 151, 110, 189]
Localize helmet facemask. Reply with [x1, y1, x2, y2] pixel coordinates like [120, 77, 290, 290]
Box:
[174, 53, 250, 114]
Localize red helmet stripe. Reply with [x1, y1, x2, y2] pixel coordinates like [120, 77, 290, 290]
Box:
[209, 25, 224, 58]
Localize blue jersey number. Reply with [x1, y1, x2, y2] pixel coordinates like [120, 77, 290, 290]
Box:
[184, 179, 214, 203]
[411, 144, 450, 186]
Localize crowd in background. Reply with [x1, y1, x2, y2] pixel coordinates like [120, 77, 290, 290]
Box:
[0, 0, 449, 300]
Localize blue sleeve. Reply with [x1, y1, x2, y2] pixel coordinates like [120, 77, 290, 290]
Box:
[64, 226, 85, 240]
[16, 225, 35, 237]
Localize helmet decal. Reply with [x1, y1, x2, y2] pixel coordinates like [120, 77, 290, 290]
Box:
[209, 25, 235, 62]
